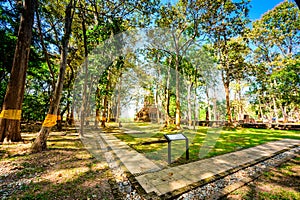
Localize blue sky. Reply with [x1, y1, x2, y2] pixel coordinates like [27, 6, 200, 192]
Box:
[249, 0, 284, 20]
[163, 0, 287, 21]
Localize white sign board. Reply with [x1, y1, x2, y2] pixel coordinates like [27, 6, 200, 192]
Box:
[165, 133, 186, 141]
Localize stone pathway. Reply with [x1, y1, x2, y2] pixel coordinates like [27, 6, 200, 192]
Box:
[135, 139, 300, 196]
[97, 132, 299, 197]
[100, 133, 161, 176]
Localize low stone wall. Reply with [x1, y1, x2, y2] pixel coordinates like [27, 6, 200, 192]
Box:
[191, 120, 300, 131]
[241, 123, 300, 130]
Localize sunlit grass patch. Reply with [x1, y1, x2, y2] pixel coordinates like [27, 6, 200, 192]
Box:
[258, 188, 300, 200]
[113, 123, 300, 165]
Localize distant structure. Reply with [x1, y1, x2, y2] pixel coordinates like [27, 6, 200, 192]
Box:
[134, 96, 162, 122]
[135, 106, 151, 122]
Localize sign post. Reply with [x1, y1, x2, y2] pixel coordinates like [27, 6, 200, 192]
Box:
[164, 133, 189, 164]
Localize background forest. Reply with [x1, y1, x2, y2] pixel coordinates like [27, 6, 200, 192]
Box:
[0, 0, 299, 149]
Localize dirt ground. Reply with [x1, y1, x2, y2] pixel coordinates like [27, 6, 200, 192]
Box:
[0, 131, 115, 200]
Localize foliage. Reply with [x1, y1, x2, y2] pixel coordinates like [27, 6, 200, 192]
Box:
[0, 1, 19, 107]
[271, 58, 300, 106]
[23, 62, 53, 121]
[200, 0, 251, 124]
[248, 1, 300, 120]
[0, 0, 299, 131]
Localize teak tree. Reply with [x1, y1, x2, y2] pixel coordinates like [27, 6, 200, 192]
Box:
[31, 0, 76, 152]
[0, 0, 37, 142]
[156, 0, 202, 129]
[248, 1, 300, 122]
[201, 0, 250, 125]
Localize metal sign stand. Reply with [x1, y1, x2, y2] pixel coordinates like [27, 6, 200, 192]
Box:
[164, 133, 189, 164]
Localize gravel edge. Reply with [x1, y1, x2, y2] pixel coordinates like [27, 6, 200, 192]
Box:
[176, 146, 300, 200]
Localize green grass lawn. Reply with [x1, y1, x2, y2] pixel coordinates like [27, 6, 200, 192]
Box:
[112, 122, 300, 166]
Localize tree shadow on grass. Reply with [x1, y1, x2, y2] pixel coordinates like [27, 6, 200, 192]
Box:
[1, 148, 115, 200]
[47, 138, 82, 142]
[0, 131, 116, 200]
[0, 149, 9, 159]
[8, 166, 114, 200]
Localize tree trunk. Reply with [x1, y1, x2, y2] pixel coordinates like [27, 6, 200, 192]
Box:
[80, 4, 89, 135]
[155, 66, 161, 124]
[233, 89, 237, 122]
[62, 91, 71, 124]
[213, 97, 217, 121]
[85, 75, 94, 127]
[95, 108, 100, 127]
[116, 77, 122, 127]
[31, 0, 75, 152]
[187, 82, 192, 127]
[164, 60, 171, 127]
[222, 69, 232, 125]
[205, 85, 210, 122]
[272, 96, 278, 123]
[107, 101, 111, 123]
[56, 108, 62, 131]
[238, 81, 243, 121]
[0, 0, 36, 143]
[224, 81, 232, 125]
[68, 93, 75, 125]
[272, 79, 279, 123]
[164, 87, 170, 126]
[258, 97, 263, 121]
[62, 65, 74, 126]
[101, 70, 110, 128]
[155, 88, 160, 124]
[101, 96, 107, 128]
[175, 54, 181, 129]
[280, 105, 288, 123]
[193, 85, 197, 130]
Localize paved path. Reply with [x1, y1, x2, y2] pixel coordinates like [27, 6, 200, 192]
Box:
[100, 132, 161, 175]
[97, 132, 299, 196]
[135, 139, 300, 195]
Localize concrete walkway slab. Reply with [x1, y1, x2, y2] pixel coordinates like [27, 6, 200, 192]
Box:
[134, 139, 300, 196]
[100, 133, 161, 175]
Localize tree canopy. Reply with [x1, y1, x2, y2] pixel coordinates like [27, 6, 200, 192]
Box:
[0, 0, 299, 149]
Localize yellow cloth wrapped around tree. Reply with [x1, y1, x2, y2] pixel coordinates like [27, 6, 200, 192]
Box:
[0, 109, 22, 120]
[42, 114, 57, 127]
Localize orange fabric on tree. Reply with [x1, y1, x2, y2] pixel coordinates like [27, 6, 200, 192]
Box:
[0, 109, 22, 120]
[42, 114, 57, 127]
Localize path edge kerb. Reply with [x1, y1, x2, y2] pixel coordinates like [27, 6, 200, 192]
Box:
[208, 148, 300, 200]
[139, 142, 300, 199]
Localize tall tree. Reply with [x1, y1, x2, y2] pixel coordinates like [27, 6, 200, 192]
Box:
[201, 0, 250, 125]
[0, 0, 37, 142]
[156, 0, 202, 129]
[186, 46, 215, 125]
[248, 1, 300, 122]
[31, 0, 76, 152]
[89, 1, 159, 128]
[79, 2, 89, 134]
[0, 2, 18, 108]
